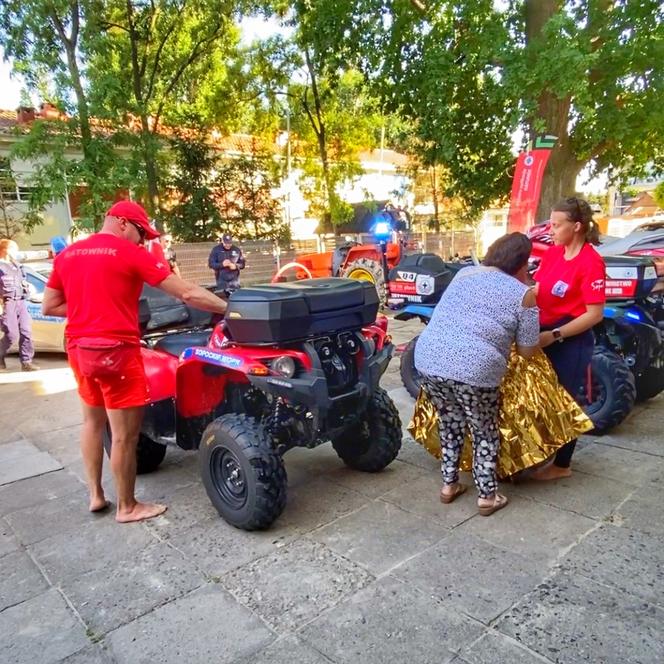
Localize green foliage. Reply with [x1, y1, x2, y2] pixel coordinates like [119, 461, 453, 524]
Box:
[9, 119, 138, 231]
[212, 151, 287, 242]
[0, 158, 41, 238]
[163, 131, 286, 242]
[85, 0, 247, 212]
[299, 0, 664, 219]
[653, 182, 664, 210]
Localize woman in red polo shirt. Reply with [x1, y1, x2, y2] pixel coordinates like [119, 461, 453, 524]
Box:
[533, 197, 605, 480]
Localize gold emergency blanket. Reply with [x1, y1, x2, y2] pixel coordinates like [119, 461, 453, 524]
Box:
[407, 349, 593, 478]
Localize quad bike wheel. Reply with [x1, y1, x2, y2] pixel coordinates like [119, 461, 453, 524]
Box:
[580, 347, 636, 433]
[399, 335, 422, 399]
[332, 387, 402, 471]
[340, 257, 386, 302]
[635, 356, 664, 401]
[199, 413, 287, 530]
[102, 426, 167, 474]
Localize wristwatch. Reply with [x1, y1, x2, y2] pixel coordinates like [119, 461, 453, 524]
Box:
[552, 328, 564, 343]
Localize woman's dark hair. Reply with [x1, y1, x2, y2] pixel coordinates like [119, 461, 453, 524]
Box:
[483, 232, 532, 275]
[552, 196, 600, 245]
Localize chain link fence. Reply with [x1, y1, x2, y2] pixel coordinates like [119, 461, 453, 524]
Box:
[175, 231, 477, 285]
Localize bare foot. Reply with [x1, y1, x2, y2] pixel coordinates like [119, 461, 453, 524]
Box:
[89, 496, 111, 513]
[531, 464, 572, 481]
[116, 502, 167, 523]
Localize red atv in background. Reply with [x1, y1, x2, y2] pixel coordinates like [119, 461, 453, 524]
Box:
[104, 279, 402, 531]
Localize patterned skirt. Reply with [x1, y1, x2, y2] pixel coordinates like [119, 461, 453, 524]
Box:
[407, 348, 593, 478]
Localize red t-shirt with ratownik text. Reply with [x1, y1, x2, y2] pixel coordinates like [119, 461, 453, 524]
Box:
[534, 243, 606, 327]
[47, 233, 171, 343]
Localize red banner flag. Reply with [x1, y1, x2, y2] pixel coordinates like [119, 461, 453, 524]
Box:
[507, 136, 557, 233]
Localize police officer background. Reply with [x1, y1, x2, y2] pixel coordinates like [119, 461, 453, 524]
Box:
[0, 239, 39, 371]
[208, 233, 245, 293]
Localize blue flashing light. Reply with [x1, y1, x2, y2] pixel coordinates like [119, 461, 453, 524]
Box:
[373, 221, 392, 240]
[625, 310, 642, 322]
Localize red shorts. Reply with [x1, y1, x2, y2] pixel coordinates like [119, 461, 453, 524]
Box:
[68, 341, 150, 410]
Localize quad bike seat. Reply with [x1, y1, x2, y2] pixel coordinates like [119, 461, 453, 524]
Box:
[153, 330, 212, 357]
[139, 284, 214, 333]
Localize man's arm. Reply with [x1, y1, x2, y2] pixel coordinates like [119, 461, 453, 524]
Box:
[157, 274, 227, 314]
[42, 286, 68, 318]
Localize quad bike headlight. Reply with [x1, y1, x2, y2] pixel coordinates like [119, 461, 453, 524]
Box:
[272, 355, 296, 378]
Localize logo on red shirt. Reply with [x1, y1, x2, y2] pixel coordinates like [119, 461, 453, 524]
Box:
[551, 280, 569, 297]
[591, 279, 605, 291]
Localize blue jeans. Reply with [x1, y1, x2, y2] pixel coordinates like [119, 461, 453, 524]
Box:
[543, 321, 594, 468]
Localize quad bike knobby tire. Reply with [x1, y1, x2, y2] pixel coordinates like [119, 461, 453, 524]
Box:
[340, 257, 386, 303]
[581, 347, 637, 433]
[332, 387, 402, 471]
[400, 335, 422, 399]
[635, 359, 664, 402]
[199, 413, 287, 530]
[102, 426, 167, 475]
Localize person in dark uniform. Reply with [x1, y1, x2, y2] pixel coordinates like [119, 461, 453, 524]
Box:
[208, 233, 245, 293]
[0, 239, 39, 371]
[160, 234, 180, 276]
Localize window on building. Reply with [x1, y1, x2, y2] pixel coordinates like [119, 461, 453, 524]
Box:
[0, 158, 34, 203]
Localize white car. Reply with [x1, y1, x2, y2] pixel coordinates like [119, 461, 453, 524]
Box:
[11, 265, 66, 353]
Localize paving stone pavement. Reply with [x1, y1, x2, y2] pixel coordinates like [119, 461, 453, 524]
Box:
[1, 326, 664, 663]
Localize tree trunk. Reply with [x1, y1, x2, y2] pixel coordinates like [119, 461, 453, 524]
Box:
[303, 48, 336, 234]
[50, 5, 92, 159]
[525, 0, 583, 221]
[430, 165, 440, 232]
[537, 146, 584, 221]
[126, 0, 160, 215]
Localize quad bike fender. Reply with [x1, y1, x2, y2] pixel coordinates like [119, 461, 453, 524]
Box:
[394, 304, 434, 323]
[176, 345, 316, 419]
[141, 347, 178, 401]
[596, 305, 662, 379]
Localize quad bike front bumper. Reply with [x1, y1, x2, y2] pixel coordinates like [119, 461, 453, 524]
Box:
[246, 342, 394, 422]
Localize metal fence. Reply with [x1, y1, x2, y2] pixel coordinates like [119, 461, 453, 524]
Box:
[175, 231, 477, 285]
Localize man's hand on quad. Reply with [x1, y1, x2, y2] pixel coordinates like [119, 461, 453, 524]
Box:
[158, 274, 227, 314]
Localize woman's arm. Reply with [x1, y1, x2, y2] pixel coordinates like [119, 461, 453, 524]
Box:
[516, 288, 539, 359]
[539, 303, 604, 347]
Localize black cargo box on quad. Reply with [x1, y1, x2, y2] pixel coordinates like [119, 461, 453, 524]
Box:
[224, 278, 379, 344]
[387, 253, 455, 304]
[603, 255, 659, 300]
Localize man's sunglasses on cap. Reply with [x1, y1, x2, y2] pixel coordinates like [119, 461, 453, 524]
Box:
[122, 218, 146, 241]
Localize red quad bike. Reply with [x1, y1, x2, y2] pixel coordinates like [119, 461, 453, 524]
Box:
[105, 279, 402, 530]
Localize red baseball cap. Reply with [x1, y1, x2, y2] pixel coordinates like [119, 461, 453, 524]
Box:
[106, 200, 160, 240]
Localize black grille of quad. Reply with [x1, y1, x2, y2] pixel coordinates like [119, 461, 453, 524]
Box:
[313, 333, 360, 396]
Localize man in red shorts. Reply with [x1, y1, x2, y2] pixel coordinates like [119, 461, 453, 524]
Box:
[42, 200, 227, 523]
